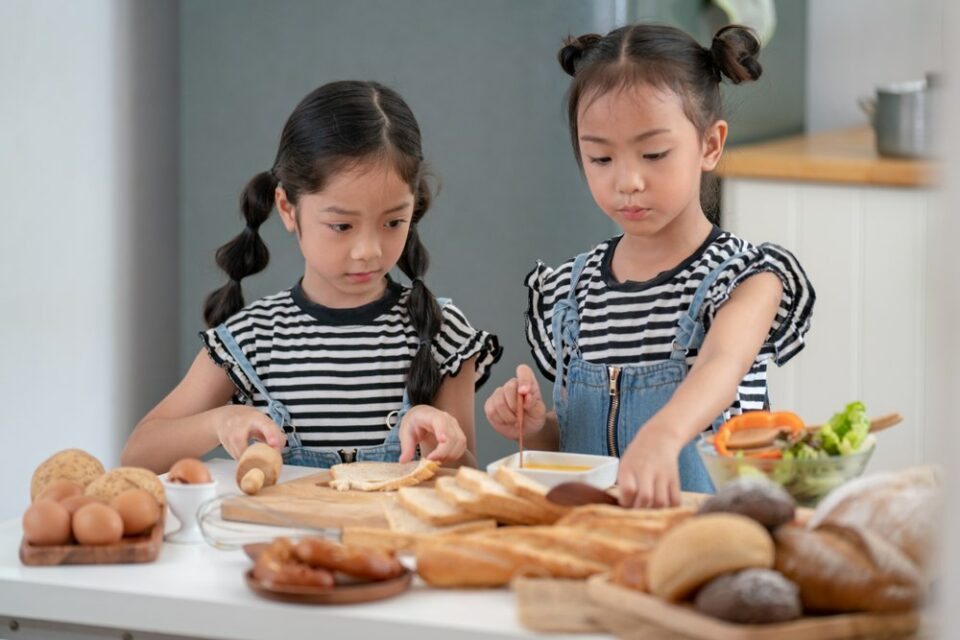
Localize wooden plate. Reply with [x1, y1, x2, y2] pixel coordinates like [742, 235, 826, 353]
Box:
[244, 568, 413, 604]
[19, 521, 164, 566]
[586, 574, 920, 640]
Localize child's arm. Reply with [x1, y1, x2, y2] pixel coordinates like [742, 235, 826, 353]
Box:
[618, 272, 784, 508]
[121, 350, 286, 474]
[398, 357, 478, 468]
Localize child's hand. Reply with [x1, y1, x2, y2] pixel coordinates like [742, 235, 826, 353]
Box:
[484, 365, 547, 440]
[212, 406, 287, 459]
[397, 405, 467, 464]
[617, 424, 683, 508]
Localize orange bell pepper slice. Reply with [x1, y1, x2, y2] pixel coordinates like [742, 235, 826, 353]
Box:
[713, 411, 805, 458]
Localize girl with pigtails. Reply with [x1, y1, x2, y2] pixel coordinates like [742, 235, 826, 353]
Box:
[124, 81, 501, 472]
[485, 24, 815, 508]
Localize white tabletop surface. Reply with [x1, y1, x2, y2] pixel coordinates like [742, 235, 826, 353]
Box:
[0, 459, 609, 639]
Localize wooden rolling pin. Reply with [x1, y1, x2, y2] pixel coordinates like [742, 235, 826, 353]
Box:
[236, 443, 282, 495]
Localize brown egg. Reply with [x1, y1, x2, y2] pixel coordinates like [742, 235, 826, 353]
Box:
[72, 503, 124, 545]
[36, 479, 84, 503]
[110, 489, 161, 536]
[168, 458, 212, 484]
[22, 499, 72, 546]
[60, 494, 101, 516]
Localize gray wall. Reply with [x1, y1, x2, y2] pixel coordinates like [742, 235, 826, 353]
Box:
[180, 1, 608, 466]
[179, 0, 809, 467]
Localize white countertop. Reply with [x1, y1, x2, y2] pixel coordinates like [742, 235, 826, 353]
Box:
[0, 459, 608, 639]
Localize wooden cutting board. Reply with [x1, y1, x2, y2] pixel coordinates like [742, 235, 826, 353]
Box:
[220, 469, 455, 530]
[20, 521, 164, 566]
[586, 574, 921, 640]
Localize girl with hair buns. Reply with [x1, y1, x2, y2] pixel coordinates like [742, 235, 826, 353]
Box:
[124, 81, 501, 473]
[485, 24, 814, 508]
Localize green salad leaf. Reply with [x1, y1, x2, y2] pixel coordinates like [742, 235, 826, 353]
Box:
[819, 401, 870, 456]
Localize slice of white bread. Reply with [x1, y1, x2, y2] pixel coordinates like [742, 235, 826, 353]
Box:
[398, 486, 489, 526]
[453, 467, 559, 525]
[484, 525, 653, 568]
[382, 496, 496, 534]
[493, 467, 570, 520]
[329, 459, 440, 492]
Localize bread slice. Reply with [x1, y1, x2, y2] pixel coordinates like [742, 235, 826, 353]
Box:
[382, 496, 495, 534]
[328, 459, 440, 492]
[493, 467, 570, 520]
[453, 467, 559, 525]
[398, 486, 489, 526]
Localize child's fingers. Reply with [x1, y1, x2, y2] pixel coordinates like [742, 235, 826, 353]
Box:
[652, 477, 671, 509]
[668, 478, 682, 508]
[631, 474, 655, 509]
[397, 419, 419, 463]
[516, 364, 536, 395]
[617, 472, 637, 508]
[249, 417, 286, 450]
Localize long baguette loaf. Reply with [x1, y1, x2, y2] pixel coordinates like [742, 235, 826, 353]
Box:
[485, 525, 652, 567]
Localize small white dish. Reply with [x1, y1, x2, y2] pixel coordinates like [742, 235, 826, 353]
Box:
[486, 450, 619, 489]
[160, 477, 218, 544]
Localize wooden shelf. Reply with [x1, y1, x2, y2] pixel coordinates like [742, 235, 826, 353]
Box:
[716, 127, 936, 188]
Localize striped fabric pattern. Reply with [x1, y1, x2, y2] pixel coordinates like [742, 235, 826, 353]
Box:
[201, 280, 500, 449]
[525, 229, 815, 418]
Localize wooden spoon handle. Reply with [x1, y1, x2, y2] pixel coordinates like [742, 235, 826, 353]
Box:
[516, 388, 525, 469]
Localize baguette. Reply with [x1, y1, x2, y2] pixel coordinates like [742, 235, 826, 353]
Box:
[416, 539, 532, 588]
[485, 525, 651, 567]
[457, 533, 608, 579]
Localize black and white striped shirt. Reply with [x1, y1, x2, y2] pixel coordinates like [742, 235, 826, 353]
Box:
[201, 278, 501, 449]
[525, 227, 815, 417]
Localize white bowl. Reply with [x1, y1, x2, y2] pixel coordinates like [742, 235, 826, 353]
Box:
[486, 450, 619, 489]
[160, 477, 218, 544]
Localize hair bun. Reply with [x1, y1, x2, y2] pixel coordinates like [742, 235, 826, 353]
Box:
[558, 33, 603, 77]
[710, 25, 762, 84]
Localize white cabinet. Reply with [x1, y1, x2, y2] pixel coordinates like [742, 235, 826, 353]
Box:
[722, 177, 936, 474]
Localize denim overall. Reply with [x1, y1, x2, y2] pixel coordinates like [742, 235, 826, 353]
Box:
[551, 252, 747, 492]
[212, 296, 451, 468]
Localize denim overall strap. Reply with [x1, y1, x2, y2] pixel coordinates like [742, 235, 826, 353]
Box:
[214, 324, 297, 445]
[671, 252, 749, 359]
[551, 252, 591, 414]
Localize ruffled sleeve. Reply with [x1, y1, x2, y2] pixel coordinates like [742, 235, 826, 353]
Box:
[524, 261, 562, 381]
[700, 243, 816, 366]
[198, 324, 257, 404]
[432, 302, 503, 388]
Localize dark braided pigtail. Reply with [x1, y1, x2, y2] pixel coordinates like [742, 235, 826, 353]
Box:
[203, 169, 278, 327]
[397, 175, 443, 405]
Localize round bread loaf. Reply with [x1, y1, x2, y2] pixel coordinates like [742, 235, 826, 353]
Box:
[774, 523, 923, 612]
[698, 477, 796, 527]
[694, 569, 802, 623]
[647, 513, 775, 601]
[85, 467, 165, 506]
[31, 449, 105, 501]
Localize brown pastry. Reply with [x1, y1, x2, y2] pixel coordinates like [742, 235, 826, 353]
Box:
[253, 537, 335, 589]
[774, 523, 923, 613]
[698, 477, 796, 528]
[694, 569, 802, 623]
[293, 537, 404, 581]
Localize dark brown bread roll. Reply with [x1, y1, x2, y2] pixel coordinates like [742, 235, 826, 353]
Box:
[774, 523, 923, 613]
[694, 569, 802, 623]
[698, 477, 796, 528]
